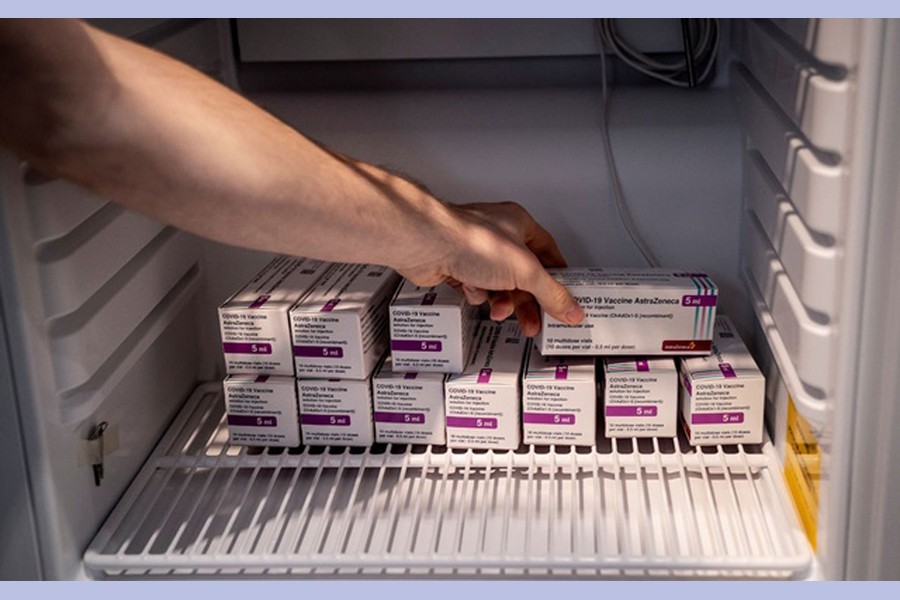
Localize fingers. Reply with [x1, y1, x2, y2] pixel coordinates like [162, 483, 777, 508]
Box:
[488, 291, 515, 321]
[437, 201, 583, 330]
[525, 221, 568, 269]
[487, 290, 540, 337]
[463, 284, 489, 306]
[500, 290, 541, 337]
[445, 278, 489, 306]
[513, 293, 542, 338]
[516, 254, 584, 326]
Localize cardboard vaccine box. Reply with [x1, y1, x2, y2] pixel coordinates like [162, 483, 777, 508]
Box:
[223, 375, 300, 447]
[289, 263, 401, 379]
[522, 345, 597, 446]
[389, 280, 477, 373]
[444, 321, 527, 450]
[603, 358, 678, 438]
[373, 356, 447, 445]
[538, 268, 718, 356]
[297, 377, 375, 446]
[219, 256, 331, 375]
[679, 316, 766, 446]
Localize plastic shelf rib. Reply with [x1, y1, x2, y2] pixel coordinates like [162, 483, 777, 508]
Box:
[84, 383, 812, 579]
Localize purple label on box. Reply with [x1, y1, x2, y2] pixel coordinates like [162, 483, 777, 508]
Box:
[223, 342, 272, 355]
[374, 411, 426, 424]
[391, 340, 443, 352]
[403, 372, 418, 380]
[605, 406, 658, 417]
[447, 416, 497, 429]
[477, 368, 492, 384]
[293, 345, 344, 358]
[228, 414, 278, 427]
[682, 294, 718, 307]
[523, 412, 576, 425]
[636, 360, 649, 372]
[248, 295, 270, 309]
[691, 412, 744, 424]
[719, 363, 736, 378]
[320, 298, 341, 312]
[254, 375, 269, 383]
[554, 365, 569, 380]
[301, 414, 352, 426]
[421, 292, 437, 306]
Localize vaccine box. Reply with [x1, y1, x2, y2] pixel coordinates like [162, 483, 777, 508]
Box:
[373, 356, 447, 445]
[290, 263, 401, 379]
[297, 377, 375, 446]
[603, 358, 678, 438]
[538, 268, 718, 356]
[389, 280, 477, 373]
[522, 346, 597, 446]
[679, 316, 766, 446]
[219, 256, 331, 375]
[445, 321, 527, 450]
[223, 375, 300, 447]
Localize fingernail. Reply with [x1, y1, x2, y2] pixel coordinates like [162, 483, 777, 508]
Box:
[565, 306, 585, 324]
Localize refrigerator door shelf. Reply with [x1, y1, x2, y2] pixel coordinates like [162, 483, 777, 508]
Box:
[744, 215, 835, 401]
[743, 268, 829, 429]
[83, 384, 813, 579]
[733, 65, 846, 239]
[23, 172, 109, 246]
[738, 19, 853, 156]
[745, 150, 840, 319]
[768, 19, 860, 70]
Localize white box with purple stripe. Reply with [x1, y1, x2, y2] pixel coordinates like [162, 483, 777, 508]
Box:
[678, 316, 765, 446]
[522, 345, 597, 446]
[218, 256, 332, 375]
[389, 280, 477, 373]
[289, 263, 401, 379]
[297, 378, 375, 446]
[603, 357, 678, 438]
[538, 268, 718, 356]
[444, 320, 527, 450]
[373, 356, 446, 445]
[223, 374, 300, 447]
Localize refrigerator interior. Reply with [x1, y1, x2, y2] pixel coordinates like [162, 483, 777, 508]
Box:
[0, 18, 896, 580]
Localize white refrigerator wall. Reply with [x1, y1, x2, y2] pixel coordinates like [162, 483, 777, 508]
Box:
[842, 21, 900, 580]
[0, 19, 230, 580]
[0, 18, 895, 580]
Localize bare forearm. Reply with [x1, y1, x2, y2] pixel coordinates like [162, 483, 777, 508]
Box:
[0, 19, 583, 331]
[0, 20, 453, 270]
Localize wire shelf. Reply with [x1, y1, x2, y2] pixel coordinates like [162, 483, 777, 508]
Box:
[84, 383, 812, 579]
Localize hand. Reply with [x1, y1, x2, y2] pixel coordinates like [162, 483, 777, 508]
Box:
[394, 201, 585, 337]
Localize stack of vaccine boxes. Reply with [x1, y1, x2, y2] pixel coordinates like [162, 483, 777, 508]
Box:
[537, 268, 763, 446]
[533, 268, 717, 443]
[379, 280, 482, 447]
[678, 315, 765, 445]
[291, 262, 401, 446]
[443, 320, 527, 449]
[219, 257, 401, 447]
[219, 256, 332, 447]
[521, 347, 597, 446]
[221, 262, 763, 450]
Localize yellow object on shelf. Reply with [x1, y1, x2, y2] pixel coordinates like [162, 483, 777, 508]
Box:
[784, 396, 821, 549]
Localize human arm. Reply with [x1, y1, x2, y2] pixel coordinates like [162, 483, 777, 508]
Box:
[0, 19, 584, 335]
